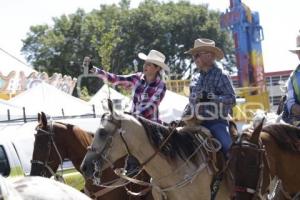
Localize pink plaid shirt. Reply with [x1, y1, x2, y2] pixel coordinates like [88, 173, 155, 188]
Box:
[95, 68, 166, 123]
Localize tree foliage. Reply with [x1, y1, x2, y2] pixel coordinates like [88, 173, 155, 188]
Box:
[21, 0, 235, 82]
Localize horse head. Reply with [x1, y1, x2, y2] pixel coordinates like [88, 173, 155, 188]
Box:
[228, 118, 266, 200]
[30, 112, 65, 178]
[80, 112, 128, 186]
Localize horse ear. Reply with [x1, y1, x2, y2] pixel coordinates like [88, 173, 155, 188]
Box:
[250, 117, 265, 144]
[41, 112, 47, 127]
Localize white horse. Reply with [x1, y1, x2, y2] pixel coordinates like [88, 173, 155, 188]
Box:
[0, 176, 91, 200]
[80, 112, 232, 200]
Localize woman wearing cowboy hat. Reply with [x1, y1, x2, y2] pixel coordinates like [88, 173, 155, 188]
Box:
[282, 32, 300, 126]
[183, 38, 236, 156]
[83, 50, 169, 176]
[83, 49, 169, 123]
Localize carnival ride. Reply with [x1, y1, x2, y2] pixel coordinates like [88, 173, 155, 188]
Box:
[221, 0, 270, 121]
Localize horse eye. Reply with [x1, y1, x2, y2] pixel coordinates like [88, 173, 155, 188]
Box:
[97, 129, 108, 138]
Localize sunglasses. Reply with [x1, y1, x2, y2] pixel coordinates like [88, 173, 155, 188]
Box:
[192, 52, 210, 59]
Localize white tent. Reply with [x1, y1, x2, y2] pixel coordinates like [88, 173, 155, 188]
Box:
[90, 86, 189, 123]
[0, 99, 25, 121]
[159, 90, 189, 123]
[8, 82, 94, 117]
[88, 84, 130, 115]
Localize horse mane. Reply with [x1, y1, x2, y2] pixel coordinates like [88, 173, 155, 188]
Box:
[137, 116, 203, 162]
[262, 123, 300, 152]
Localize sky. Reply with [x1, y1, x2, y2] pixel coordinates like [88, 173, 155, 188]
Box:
[0, 0, 299, 74]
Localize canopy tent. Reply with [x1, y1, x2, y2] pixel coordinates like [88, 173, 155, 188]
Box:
[8, 82, 94, 117]
[89, 85, 189, 123]
[0, 99, 25, 121]
[88, 84, 130, 115]
[159, 90, 189, 123]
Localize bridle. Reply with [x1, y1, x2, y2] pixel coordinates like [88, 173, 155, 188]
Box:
[86, 113, 124, 186]
[31, 121, 65, 182]
[229, 135, 266, 200]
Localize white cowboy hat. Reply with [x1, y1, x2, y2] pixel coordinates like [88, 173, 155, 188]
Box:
[289, 32, 300, 53]
[138, 50, 170, 72]
[185, 38, 224, 60]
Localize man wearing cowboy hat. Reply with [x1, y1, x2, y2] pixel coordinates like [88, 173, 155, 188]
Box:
[183, 38, 236, 156]
[83, 50, 169, 176]
[282, 32, 300, 126]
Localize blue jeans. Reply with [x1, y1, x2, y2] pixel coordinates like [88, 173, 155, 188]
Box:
[202, 119, 232, 156]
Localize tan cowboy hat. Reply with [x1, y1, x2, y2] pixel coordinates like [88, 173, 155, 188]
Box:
[289, 32, 300, 53]
[138, 50, 170, 72]
[185, 38, 224, 60]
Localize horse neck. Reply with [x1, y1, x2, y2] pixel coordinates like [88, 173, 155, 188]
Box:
[54, 124, 89, 171]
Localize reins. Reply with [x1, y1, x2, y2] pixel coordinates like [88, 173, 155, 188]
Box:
[140, 122, 180, 167]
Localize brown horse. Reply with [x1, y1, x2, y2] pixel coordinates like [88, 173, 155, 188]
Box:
[30, 112, 152, 200]
[228, 119, 300, 200]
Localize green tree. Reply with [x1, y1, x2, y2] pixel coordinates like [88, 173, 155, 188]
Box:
[21, 0, 234, 82]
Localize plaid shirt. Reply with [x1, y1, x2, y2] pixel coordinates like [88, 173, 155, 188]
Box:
[95, 68, 166, 122]
[187, 65, 236, 120]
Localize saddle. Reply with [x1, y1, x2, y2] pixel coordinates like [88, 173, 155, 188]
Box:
[169, 121, 230, 199]
[263, 124, 300, 152]
[177, 125, 226, 175]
